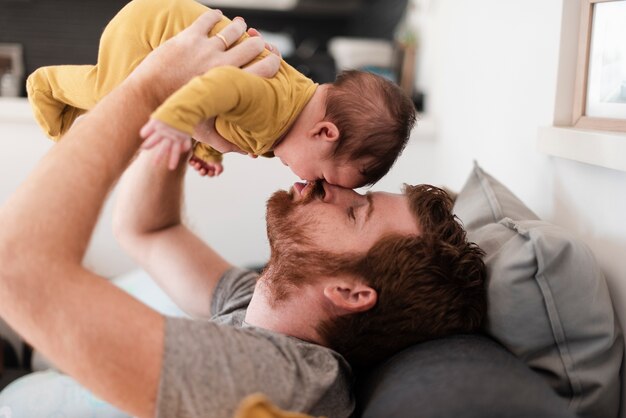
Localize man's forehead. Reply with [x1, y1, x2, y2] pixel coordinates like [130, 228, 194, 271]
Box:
[369, 191, 420, 235]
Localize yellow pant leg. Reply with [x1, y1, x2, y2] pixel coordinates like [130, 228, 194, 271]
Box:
[192, 142, 224, 164]
[27, 0, 210, 141]
[93, 0, 209, 95]
[26, 65, 97, 141]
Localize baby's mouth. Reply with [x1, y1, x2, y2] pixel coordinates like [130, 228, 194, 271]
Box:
[292, 181, 325, 202]
[293, 182, 307, 195]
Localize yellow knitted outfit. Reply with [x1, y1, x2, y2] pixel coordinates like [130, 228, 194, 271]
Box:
[26, 0, 317, 163]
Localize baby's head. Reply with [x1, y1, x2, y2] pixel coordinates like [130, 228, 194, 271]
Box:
[324, 70, 416, 187]
[275, 70, 416, 189]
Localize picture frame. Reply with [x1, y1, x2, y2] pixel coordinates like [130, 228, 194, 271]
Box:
[0, 43, 24, 97]
[573, 0, 626, 132]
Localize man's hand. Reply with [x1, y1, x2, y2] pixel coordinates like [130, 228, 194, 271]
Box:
[184, 25, 282, 177]
[129, 11, 280, 106]
[131, 13, 282, 175]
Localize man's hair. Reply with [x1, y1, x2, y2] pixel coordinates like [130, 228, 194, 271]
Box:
[314, 185, 487, 369]
[325, 70, 417, 186]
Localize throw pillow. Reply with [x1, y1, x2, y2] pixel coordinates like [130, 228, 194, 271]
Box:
[452, 162, 623, 418]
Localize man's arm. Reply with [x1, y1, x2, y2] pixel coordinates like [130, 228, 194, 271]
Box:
[0, 12, 276, 418]
[113, 146, 232, 319]
[114, 31, 283, 320]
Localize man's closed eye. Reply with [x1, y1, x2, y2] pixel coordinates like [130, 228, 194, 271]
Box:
[348, 207, 356, 222]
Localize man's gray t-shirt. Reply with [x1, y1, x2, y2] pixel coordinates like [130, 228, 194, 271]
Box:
[156, 267, 354, 418]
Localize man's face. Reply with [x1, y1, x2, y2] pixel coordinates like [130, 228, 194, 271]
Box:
[266, 181, 421, 259]
[262, 181, 420, 303]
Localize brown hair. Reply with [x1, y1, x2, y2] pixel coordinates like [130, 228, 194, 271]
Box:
[314, 185, 487, 369]
[325, 70, 417, 186]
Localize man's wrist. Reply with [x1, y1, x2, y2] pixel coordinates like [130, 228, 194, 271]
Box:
[124, 69, 170, 112]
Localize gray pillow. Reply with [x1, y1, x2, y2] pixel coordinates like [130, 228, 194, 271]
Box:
[452, 162, 623, 418]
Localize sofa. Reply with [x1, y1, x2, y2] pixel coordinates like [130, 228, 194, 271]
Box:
[356, 334, 576, 418]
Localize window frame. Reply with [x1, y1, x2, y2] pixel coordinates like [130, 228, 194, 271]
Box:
[572, 0, 626, 132]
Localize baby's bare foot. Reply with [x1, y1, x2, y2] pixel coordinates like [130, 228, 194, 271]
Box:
[189, 156, 223, 177]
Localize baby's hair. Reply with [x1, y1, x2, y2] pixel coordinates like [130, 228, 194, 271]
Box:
[324, 70, 417, 186]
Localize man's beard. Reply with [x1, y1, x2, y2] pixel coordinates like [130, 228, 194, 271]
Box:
[265, 181, 324, 248]
[261, 182, 354, 305]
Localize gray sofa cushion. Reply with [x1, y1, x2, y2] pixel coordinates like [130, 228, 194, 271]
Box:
[452, 162, 623, 418]
[356, 334, 575, 418]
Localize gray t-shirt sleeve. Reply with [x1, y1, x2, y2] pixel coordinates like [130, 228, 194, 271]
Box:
[155, 268, 354, 418]
[210, 267, 258, 319]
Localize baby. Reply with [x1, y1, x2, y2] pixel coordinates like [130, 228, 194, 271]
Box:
[27, 0, 416, 188]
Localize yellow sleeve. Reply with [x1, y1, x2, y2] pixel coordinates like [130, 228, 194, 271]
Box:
[192, 142, 223, 164]
[151, 66, 281, 137]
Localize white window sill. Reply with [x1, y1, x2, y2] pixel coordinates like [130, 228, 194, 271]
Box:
[537, 126, 626, 172]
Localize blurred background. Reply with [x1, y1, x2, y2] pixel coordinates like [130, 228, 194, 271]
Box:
[0, 0, 423, 105]
[1, 1, 626, 404]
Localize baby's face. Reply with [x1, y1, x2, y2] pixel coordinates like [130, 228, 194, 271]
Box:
[286, 154, 367, 189]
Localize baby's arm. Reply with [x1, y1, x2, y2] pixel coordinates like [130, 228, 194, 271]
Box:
[189, 118, 256, 177]
[149, 66, 279, 143]
[140, 51, 280, 172]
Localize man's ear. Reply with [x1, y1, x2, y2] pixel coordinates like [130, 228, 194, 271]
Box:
[323, 280, 377, 314]
[309, 121, 339, 143]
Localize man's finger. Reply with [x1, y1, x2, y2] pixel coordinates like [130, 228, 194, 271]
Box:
[243, 53, 280, 78]
[265, 43, 281, 58]
[212, 17, 247, 50]
[186, 10, 224, 37]
[247, 28, 261, 37]
[247, 28, 281, 58]
[225, 37, 265, 69]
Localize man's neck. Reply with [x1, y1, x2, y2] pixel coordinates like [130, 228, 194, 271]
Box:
[244, 279, 328, 346]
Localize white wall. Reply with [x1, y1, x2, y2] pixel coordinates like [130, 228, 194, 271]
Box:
[382, 0, 626, 347]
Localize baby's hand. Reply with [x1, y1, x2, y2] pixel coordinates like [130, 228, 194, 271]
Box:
[189, 155, 224, 177]
[140, 119, 193, 170]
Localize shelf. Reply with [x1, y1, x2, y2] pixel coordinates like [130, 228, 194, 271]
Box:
[537, 126, 626, 172]
[0, 97, 33, 123]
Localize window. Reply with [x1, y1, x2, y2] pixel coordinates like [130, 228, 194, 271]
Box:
[573, 0, 626, 132]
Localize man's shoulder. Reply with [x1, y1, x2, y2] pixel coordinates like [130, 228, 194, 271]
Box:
[160, 317, 354, 417]
[211, 267, 259, 320]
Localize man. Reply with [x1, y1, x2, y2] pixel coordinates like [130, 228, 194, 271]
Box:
[0, 10, 486, 418]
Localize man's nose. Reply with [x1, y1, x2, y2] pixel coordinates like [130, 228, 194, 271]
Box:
[321, 182, 361, 203]
[320, 181, 333, 202]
